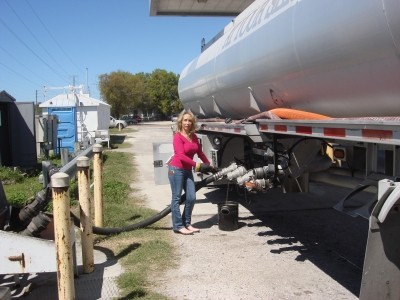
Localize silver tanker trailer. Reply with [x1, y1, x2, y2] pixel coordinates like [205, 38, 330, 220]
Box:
[173, 0, 400, 298]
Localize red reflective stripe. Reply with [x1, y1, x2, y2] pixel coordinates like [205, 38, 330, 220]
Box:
[259, 124, 268, 131]
[234, 127, 241, 133]
[296, 126, 312, 134]
[324, 128, 345, 137]
[362, 129, 392, 140]
[275, 125, 287, 132]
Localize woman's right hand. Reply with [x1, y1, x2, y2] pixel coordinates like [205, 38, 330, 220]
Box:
[195, 163, 216, 174]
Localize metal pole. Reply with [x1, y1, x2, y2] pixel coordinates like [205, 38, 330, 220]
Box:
[51, 172, 75, 300]
[93, 144, 104, 227]
[77, 156, 94, 274]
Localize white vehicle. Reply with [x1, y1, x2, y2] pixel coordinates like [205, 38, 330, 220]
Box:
[109, 116, 127, 129]
[153, 0, 400, 298]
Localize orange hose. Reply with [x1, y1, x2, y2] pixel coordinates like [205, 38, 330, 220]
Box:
[268, 108, 332, 120]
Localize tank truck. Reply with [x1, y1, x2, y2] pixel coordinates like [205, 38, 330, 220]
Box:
[175, 0, 400, 298]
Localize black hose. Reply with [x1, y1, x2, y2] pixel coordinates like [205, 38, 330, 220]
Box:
[71, 205, 171, 235]
[71, 175, 216, 235]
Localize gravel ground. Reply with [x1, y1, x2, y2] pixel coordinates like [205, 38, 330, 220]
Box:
[128, 122, 367, 300]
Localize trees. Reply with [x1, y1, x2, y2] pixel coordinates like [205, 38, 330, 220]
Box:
[99, 71, 147, 118]
[146, 69, 181, 117]
[98, 69, 182, 119]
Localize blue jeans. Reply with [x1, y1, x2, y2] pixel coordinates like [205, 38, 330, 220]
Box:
[168, 165, 196, 231]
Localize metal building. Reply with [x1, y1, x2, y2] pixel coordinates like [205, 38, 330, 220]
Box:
[0, 91, 37, 168]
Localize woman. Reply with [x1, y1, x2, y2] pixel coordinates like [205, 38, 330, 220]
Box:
[168, 111, 214, 235]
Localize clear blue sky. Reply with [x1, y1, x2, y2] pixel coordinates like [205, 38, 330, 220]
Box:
[0, 0, 231, 102]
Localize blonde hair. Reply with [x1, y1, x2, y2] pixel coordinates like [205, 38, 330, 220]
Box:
[176, 111, 197, 134]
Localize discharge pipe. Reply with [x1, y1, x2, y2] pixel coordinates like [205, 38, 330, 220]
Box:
[17, 146, 94, 231]
[18, 187, 51, 228]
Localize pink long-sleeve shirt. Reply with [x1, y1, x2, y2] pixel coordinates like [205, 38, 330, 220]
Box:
[169, 132, 210, 170]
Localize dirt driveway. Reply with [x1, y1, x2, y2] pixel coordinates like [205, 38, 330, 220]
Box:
[127, 122, 366, 300]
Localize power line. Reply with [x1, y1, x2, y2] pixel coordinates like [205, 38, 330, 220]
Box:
[0, 45, 52, 85]
[0, 61, 42, 87]
[24, 0, 82, 73]
[4, 0, 71, 79]
[0, 17, 69, 83]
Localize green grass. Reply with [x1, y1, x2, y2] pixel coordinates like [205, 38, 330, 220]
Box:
[117, 238, 173, 299]
[2, 163, 77, 210]
[1, 167, 44, 206]
[100, 148, 174, 299]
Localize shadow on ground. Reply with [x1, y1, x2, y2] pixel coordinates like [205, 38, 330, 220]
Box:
[199, 181, 368, 297]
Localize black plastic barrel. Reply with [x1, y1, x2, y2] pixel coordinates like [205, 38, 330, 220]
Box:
[217, 201, 239, 231]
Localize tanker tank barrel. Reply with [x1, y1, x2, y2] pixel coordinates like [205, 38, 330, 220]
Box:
[178, 0, 400, 119]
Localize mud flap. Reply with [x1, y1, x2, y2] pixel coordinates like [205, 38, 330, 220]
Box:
[359, 180, 400, 300]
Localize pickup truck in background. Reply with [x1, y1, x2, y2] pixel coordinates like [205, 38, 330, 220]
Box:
[121, 115, 139, 125]
[109, 116, 128, 129]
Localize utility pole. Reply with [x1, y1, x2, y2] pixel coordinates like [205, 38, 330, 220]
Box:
[86, 67, 89, 96]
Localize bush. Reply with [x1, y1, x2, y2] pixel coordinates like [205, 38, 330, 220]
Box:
[0, 167, 26, 184]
